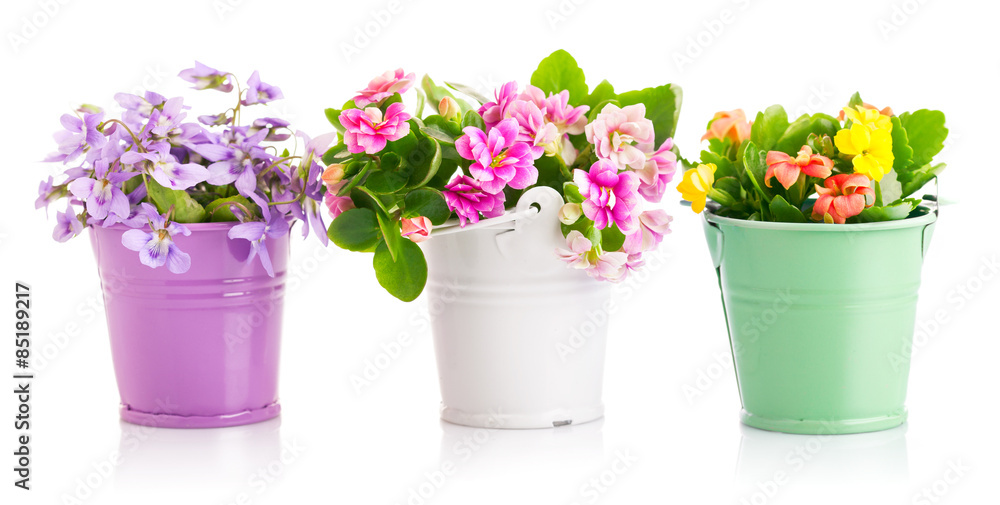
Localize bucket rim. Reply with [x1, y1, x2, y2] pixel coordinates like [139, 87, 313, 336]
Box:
[91, 215, 297, 234]
[704, 205, 936, 232]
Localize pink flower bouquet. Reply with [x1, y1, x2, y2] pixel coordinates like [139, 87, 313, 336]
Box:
[323, 50, 683, 300]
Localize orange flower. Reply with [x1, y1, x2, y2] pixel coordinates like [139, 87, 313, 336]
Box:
[811, 174, 875, 224]
[701, 109, 752, 144]
[764, 146, 833, 190]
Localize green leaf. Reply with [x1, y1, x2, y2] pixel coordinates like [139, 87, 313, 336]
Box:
[403, 188, 451, 225]
[445, 81, 489, 104]
[406, 137, 442, 189]
[617, 83, 683, 146]
[854, 198, 921, 223]
[373, 239, 427, 302]
[366, 169, 409, 194]
[899, 163, 946, 198]
[713, 176, 743, 203]
[387, 129, 419, 157]
[377, 211, 402, 261]
[742, 141, 771, 203]
[601, 225, 627, 252]
[769, 195, 808, 223]
[533, 154, 569, 193]
[889, 116, 913, 171]
[750, 105, 789, 152]
[847, 92, 863, 110]
[322, 142, 348, 165]
[879, 170, 903, 204]
[419, 125, 455, 145]
[581, 79, 615, 111]
[699, 150, 737, 180]
[775, 113, 840, 155]
[327, 208, 381, 251]
[899, 109, 947, 168]
[530, 49, 588, 105]
[324, 108, 345, 132]
[146, 179, 206, 223]
[204, 195, 255, 222]
[460, 110, 485, 131]
[563, 182, 584, 204]
[414, 87, 426, 118]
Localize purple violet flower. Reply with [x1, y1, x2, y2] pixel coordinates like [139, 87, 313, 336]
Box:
[241, 71, 283, 106]
[68, 161, 138, 221]
[228, 213, 290, 277]
[52, 204, 83, 242]
[178, 62, 233, 92]
[121, 150, 209, 190]
[121, 204, 192, 273]
[46, 112, 107, 163]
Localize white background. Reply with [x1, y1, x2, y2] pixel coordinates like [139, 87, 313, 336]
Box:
[2, 0, 999, 503]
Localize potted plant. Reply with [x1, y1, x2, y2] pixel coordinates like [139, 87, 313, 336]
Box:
[37, 62, 334, 428]
[323, 50, 682, 428]
[678, 93, 948, 434]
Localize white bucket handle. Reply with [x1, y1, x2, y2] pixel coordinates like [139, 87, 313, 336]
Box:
[431, 187, 563, 237]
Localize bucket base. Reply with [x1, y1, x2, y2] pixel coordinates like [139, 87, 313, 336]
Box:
[440, 404, 604, 429]
[739, 408, 907, 435]
[119, 402, 281, 429]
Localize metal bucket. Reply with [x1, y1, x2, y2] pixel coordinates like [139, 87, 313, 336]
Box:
[702, 205, 937, 434]
[90, 222, 289, 428]
[424, 187, 611, 429]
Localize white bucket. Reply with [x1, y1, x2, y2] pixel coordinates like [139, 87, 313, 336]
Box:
[424, 187, 612, 429]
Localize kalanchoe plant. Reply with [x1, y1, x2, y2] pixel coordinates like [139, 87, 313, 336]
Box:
[323, 50, 683, 301]
[38, 62, 334, 276]
[679, 92, 948, 223]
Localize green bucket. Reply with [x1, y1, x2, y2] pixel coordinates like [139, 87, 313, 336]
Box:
[702, 206, 937, 434]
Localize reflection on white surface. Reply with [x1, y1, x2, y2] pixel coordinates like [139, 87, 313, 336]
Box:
[438, 417, 606, 472]
[113, 418, 283, 497]
[734, 423, 909, 499]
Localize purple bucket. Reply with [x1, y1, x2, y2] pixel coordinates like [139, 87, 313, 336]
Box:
[90, 222, 289, 429]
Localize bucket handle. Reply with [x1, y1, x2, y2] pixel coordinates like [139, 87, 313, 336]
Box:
[919, 177, 940, 258]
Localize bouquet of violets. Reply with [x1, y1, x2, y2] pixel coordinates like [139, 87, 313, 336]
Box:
[324, 50, 683, 301]
[679, 93, 948, 223]
[37, 62, 334, 275]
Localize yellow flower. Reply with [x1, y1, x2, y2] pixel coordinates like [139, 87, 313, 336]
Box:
[677, 163, 717, 213]
[834, 123, 894, 181]
[842, 105, 892, 132]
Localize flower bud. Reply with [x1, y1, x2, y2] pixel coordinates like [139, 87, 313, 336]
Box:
[558, 203, 583, 225]
[401, 216, 433, 243]
[322, 164, 346, 186]
[439, 97, 460, 121]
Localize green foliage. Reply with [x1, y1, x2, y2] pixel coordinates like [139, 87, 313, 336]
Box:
[617, 84, 683, 146]
[146, 179, 206, 223]
[899, 110, 948, 169]
[205, 195, 255, 222]
[373, 240, 427, 302]
[581, 80, 615, 111]
[854, 198, 921, 223]
[769, 195, 808, 223]
[530, 49, 588, 104]
[403, 188, 450, 225]
[750, 105, 789, 152]
[327, 208, 381, 252]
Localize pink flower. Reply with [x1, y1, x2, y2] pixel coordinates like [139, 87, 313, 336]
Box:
[324, 181, 355, 219]
[353, 69, 416, 107]
[401, 216, 432, 243]
[556, 230, 629, 282]
[811, 174, 875, 224]
[340, 103, 411, 154]
[455, 118, 538, 194]
[765, 146, 833, 190]
[623, 210, 673, 254]
[635, 138, 678, 202]
[520, 85, 590, 135]
[442, 175, 507, 227]
[574, 160, 641, 233]
[479, 81, 520, 128]
[507, 100, 558, 159]
[585, 103, 655, 171]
